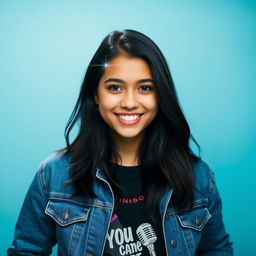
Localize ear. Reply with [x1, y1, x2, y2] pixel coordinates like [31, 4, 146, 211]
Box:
[94, 94, 99, 105]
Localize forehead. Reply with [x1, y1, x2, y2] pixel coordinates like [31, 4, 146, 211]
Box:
[101, 55, 152, 81]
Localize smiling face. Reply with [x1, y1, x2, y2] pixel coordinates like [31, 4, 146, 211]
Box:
[94, 55, 158, 144]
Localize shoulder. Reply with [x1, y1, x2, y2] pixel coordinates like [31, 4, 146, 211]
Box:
[192, 159, 213, 181]
[39, 151, 72, 182]
[192, 159, 215, 199]
[37, 151, 75, 197]
[40, 152, 71, 168]
[40, 151, 72, 170]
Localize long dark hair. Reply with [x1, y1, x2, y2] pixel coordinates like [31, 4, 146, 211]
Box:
[58, 29, 201, 219]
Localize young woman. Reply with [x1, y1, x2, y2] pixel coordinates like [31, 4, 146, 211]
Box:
[8, 29, 233, 256]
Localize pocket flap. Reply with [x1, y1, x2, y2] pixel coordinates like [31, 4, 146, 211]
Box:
[177, 208, 211, 231]
[45, 199, 90, 226]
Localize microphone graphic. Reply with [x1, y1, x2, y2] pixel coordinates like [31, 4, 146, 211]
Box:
[136, 223, 157, 256]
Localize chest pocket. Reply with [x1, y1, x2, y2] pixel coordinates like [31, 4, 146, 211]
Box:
[45, 199, 91, 226]
[177, 207, 211, 231]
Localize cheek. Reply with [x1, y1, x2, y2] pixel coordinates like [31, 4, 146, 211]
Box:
[143, 96, 158, 112]
[98, 95, 118, 113]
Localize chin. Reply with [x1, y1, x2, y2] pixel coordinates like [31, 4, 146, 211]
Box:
[117, 131, 144, 139]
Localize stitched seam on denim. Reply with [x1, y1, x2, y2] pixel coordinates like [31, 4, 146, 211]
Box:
[190, 229, 196, 253]
[208, 169, 215, 202]
[194, 199, 208, 203]
[84, 207, 95, 256]
[173, 215, 184, 255]
[47, 196, 113, 207]
[177, 218, 203, 231]
[183, 228, 195, 254]
[45, 205, 90, 226]
[49, 197, 94, 205]
[39, 166, 48, 197]
[168, 202, 208, 216]
[69, 223, 83, 255]
[177, 208, 211, 231]
[68, 223, 76, 255]
[47, 192, 73, 198]
[84, 207, 94, 256]
[91, 202, 112, 209]
[45, 210, 88, 226]
[47, 197, 113, 210]
[48, 197, 88, 205]
[93, 200, 112, 207]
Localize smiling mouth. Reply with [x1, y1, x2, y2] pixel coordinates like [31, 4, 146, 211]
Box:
[115, 113, 143, 121]
[115, 113, 143, 124]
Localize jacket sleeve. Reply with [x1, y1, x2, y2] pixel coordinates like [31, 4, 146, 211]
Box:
[7, 165, 56, 256]
[196, 169, 233, 255]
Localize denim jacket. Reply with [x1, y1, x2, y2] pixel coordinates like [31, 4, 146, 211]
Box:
[8, 152, 233, 256]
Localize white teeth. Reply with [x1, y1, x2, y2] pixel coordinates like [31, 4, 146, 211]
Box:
[119, 115, 140, 121]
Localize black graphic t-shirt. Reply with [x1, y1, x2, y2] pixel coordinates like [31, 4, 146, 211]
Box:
[103, 162, 166, 256]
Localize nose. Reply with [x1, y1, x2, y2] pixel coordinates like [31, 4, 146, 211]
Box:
[120, 90, 139, 110]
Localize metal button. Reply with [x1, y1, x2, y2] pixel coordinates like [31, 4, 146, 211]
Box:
[61, 208, 70, 220]
[170, 239, 177, 248]
[195, 216, 202, 225]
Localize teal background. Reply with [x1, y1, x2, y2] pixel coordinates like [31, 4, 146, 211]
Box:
[1, 0, 255, 255]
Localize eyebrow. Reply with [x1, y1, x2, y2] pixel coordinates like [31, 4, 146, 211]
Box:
[104, 78, 154, 84]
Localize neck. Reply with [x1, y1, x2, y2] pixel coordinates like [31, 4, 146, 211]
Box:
[111, 132, 144, 166]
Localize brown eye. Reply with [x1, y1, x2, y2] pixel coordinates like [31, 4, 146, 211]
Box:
[107, 85, 122, 91]
[139, 85, 154, 91]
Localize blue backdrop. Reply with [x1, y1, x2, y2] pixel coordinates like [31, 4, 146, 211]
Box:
[1, 0, 255, 255]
